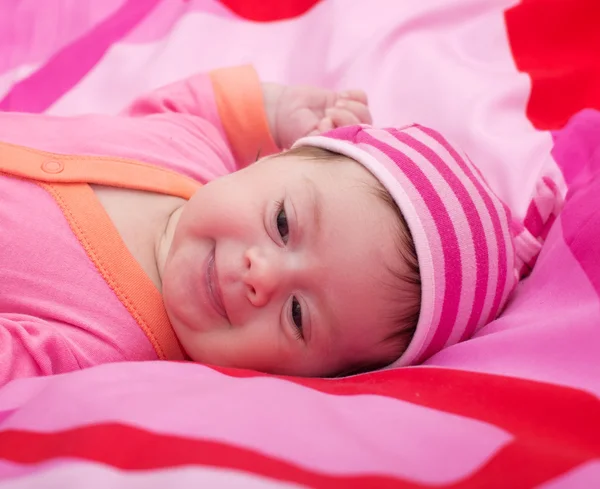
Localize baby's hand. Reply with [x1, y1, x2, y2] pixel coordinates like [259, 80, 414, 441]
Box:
[263, 83, 372, 150]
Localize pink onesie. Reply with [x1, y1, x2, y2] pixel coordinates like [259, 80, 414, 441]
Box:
[0, 66, 278, 386]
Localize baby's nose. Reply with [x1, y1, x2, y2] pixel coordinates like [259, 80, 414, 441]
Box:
[243, 247, 282, 307]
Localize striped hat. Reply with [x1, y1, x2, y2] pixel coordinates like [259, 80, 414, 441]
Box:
[294, 124, 519, 367]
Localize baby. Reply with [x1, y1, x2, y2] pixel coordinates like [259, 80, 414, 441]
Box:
[0, 65, 531, 384]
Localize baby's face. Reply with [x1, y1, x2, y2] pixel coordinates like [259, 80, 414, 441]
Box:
[162, 154, 408, 376]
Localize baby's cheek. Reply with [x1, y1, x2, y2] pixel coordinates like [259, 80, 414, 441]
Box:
[209, 326, 297, 372]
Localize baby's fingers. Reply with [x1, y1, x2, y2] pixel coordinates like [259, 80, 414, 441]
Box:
[334, 99, 371, 124]
[339, 89, 368, 105]
[325, 107, 362, 128]
[308, 117, 334, 136]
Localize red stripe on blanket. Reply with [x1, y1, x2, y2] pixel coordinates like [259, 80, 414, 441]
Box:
[504, 0, 600, 130]
[207, 367, 600, 462]
[218, 0, 322, 22]
[0, 420, 593, 488]
[0, 0, 162, 113]
[1, 369, 596, 488]
[0, 424, 424, 489]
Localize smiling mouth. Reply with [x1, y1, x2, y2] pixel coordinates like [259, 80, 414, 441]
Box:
[207, 251, 228, 320]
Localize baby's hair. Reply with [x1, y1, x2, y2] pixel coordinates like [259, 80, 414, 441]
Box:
[282, 146, 422, 376]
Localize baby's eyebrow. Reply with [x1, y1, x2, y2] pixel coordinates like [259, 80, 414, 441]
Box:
[302, 176, 323, 236]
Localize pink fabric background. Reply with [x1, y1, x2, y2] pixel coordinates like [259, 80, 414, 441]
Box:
[0, 0, 598, 487]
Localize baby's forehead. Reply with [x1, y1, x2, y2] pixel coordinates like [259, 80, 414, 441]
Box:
[280, 151, 388, 196]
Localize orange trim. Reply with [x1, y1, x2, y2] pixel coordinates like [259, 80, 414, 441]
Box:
[0, 141, 197, 361]
[0, 141, 200, 199]
[38, 182, 185, 360]
[210, 65, 279, 168]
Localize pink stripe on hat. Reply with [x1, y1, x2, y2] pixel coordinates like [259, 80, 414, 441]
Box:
[413, 125, 514, 339]
[363, 131, 467, 360]
[388, 128, 490, 352]
[294, 124, 519, 367]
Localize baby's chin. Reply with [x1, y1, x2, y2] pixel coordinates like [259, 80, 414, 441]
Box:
[161, 284, 200, 337]
[164, 302, 204, 337]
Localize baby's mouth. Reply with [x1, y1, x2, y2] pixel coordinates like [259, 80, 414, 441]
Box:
[207, 250, 229, 321]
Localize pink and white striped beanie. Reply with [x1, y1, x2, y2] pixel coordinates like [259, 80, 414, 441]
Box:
[294, 124, 519, 367]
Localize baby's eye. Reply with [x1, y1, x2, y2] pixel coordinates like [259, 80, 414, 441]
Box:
[276, 206, 290, 244]
[291, 297, 304, 339]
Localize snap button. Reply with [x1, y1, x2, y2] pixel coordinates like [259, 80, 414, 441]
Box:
[41, 160, 64, 174]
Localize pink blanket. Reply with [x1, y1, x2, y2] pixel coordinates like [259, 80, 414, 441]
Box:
[0, 0, 599, 487]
